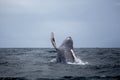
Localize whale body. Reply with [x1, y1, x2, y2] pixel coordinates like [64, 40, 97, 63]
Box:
[51, 32, 77, 63]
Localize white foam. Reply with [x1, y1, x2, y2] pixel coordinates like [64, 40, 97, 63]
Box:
[50, 58, 56, 62]
[67, 58, 88, 65]
[50, 58, 88, 65]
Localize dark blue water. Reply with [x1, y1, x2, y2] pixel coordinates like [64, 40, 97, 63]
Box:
[0, 48, 120, 80]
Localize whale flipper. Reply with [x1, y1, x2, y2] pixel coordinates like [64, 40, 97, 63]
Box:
[71, 49, 77, 62]
[51, 32, 57, 50]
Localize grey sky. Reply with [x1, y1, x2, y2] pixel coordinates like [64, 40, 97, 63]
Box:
[0, 0, 120, 48]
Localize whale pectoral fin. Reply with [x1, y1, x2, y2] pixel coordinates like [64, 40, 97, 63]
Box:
[70, 49, 77, 62]
[51, 32, 57, 50]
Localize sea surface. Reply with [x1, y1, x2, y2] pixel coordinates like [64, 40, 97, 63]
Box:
[0, 48, 120, 80]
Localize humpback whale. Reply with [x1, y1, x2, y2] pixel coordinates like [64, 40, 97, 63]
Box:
[51, 32, 78, 63]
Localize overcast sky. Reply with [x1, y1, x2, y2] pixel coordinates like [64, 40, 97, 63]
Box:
[0, 0, 120, 48]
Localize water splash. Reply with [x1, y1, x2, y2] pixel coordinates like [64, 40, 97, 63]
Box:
[67, 57, 88, 65]
[50, 58, 88, 65]
[50, 58, 56, 63]
[69, 49, 88, 65]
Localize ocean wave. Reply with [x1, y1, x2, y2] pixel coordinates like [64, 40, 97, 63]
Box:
[0, 76, 120, 80]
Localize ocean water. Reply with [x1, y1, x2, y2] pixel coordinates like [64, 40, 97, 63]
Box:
[0, 48, 120, 80]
